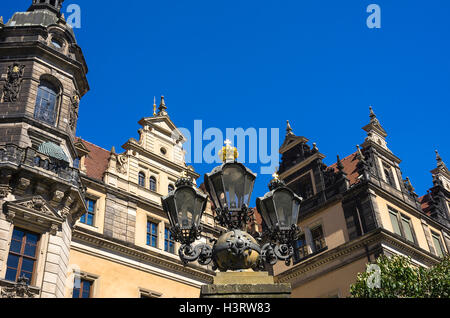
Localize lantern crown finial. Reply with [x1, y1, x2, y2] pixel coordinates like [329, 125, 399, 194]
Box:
[219, 139, 239, 163]
[268, 169, 285, 191]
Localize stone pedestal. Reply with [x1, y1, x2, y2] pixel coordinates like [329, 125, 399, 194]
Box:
[200, 272, 291, 298]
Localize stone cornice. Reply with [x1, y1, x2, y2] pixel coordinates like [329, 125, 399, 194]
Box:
[275, 228, 442, 285]
[71, 227, 215, 286]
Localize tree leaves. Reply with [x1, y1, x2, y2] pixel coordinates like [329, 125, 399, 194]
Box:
[350, 255, 450, 298]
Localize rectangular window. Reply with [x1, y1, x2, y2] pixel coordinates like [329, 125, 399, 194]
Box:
[294, 233, 309, 261]
[73, 278, 93, 298]
[388, 207, 416, 244]
[5, 228, 40, 284]
[147, 221, 158, 248]
[311, 225, 326, 251]
[431, 232, 445, 258]
[164, 228, 175, 254]
[401, 215, 415, 243]
[80, 198, 96, 226]
[383, 165, 396, 187]
[389, 210, 402, 236]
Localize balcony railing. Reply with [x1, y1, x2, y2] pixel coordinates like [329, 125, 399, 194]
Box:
[0, 143, 82, 189]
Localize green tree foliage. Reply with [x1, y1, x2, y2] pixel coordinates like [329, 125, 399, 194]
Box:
[350, 255, 450, 298]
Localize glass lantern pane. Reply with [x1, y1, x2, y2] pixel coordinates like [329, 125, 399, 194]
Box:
[243, 173, 255, 206]
[291, 198, 301, 227]
[208, 173, 226, 209]
[262, 198, 278, 228]
[175, 188, 198, 229]
[273, 189, 295, 228]
[193, 196, 204, 227]
[223, 165, 245, 209]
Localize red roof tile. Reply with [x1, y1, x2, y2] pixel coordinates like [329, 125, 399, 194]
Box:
[77, 138, 110, 181]
[330, 152, 360, 186]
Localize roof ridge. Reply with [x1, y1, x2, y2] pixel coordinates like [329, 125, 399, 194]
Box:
[77, 137, 111, 154]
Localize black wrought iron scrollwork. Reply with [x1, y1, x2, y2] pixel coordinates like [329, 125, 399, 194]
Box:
[214, 205, 254, 230]
[178, 243, 213, 266]
[260, 224, 299, 266]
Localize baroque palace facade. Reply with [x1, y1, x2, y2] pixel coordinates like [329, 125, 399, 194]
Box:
[0, 1, 448, 298]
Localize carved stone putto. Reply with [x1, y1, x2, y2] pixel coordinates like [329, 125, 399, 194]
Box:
[1, 63, 25, 103]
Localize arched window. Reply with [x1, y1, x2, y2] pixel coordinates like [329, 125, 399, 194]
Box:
[34, 80, 59, 125]
[149, 176, 157, 192]
[168, 184, 175, 193]
[138, 172, 145, 187]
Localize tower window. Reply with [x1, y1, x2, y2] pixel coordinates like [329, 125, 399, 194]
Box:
[34, 80, 59, 126]
[168, 184, 175, 193]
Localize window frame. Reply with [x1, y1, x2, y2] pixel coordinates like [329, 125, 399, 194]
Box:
[138, 171, 146, 187]
[146, 220, 158, 248]
[310, 225, 326, 252]
[293, 233, 309, 263]
[382, 164, 396, 188]
[5, 227, 40, 285]
[431, 231, 445, 258]
[80, 198, 96, 227]
[388, 207, 417, 245]
[164, 227, 175, 254]
[149, 176, 157, 192]
[34, 79, 60, 126]
[72, 277, 93, 299]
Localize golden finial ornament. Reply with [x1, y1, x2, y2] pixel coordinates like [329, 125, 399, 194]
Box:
[219, 139, 239, 163]
[0, 17, 4, 25]
[153, 96, 157, 116]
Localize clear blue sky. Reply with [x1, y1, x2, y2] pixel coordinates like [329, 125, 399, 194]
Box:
[2, 0, 450, 201]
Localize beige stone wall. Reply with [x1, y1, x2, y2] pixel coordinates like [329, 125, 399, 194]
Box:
[290, 256, 367, 298]
[66, 249, 201, 298]
[374, 195, 448, 255]
[273, 202, 349, 276]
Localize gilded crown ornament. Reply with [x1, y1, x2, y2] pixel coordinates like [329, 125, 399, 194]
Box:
[218, 139, 239, 163]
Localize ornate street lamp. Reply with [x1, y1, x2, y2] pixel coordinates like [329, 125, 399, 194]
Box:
[161, 140, 302, 272]
[204, 139, 257, 230]
[256, 173, 302, 266]
[161, 171, 213, 265]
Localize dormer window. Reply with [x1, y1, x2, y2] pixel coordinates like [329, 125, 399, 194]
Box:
[383, 165, 395, 187]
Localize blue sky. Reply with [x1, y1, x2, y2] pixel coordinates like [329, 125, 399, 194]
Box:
[2, 0, 450, 201]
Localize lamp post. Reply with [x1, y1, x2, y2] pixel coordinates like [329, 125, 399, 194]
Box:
[161, 140, 302, 272]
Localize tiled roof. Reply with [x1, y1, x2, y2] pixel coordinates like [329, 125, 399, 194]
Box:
[329, 152, 361, 186]
[77, 138, 110, 182]
[419, 194, 432, 216]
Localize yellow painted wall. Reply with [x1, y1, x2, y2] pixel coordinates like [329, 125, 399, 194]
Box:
[273, 202, 349, 276]
[66, 249, 201, 298]
[291, 256, 368, 298]
[374, 196, 447, 253]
